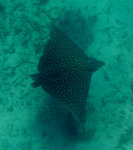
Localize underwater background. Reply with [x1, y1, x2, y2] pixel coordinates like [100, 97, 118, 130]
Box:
[0, 0, 133, 149]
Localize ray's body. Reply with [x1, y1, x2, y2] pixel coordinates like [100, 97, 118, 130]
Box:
[30, 23, 104, 122]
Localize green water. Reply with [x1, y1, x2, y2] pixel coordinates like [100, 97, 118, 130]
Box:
[0, 0, 133, 149]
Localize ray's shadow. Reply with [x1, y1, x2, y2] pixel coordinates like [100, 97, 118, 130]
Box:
[34, 97, 78, 150]
[33, 97, 94, 150]
[57, 10, 97, 51]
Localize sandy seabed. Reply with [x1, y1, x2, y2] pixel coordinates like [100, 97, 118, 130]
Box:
[0, 0, 133, 149]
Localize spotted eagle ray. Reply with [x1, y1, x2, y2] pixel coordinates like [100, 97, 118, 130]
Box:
[30, 23, 105, 122]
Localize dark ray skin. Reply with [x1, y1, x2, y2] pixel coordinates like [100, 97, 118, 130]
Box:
[30, 23, 105, 122]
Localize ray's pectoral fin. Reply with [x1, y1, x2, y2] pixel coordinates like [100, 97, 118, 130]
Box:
[87, 57, 105, 72]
